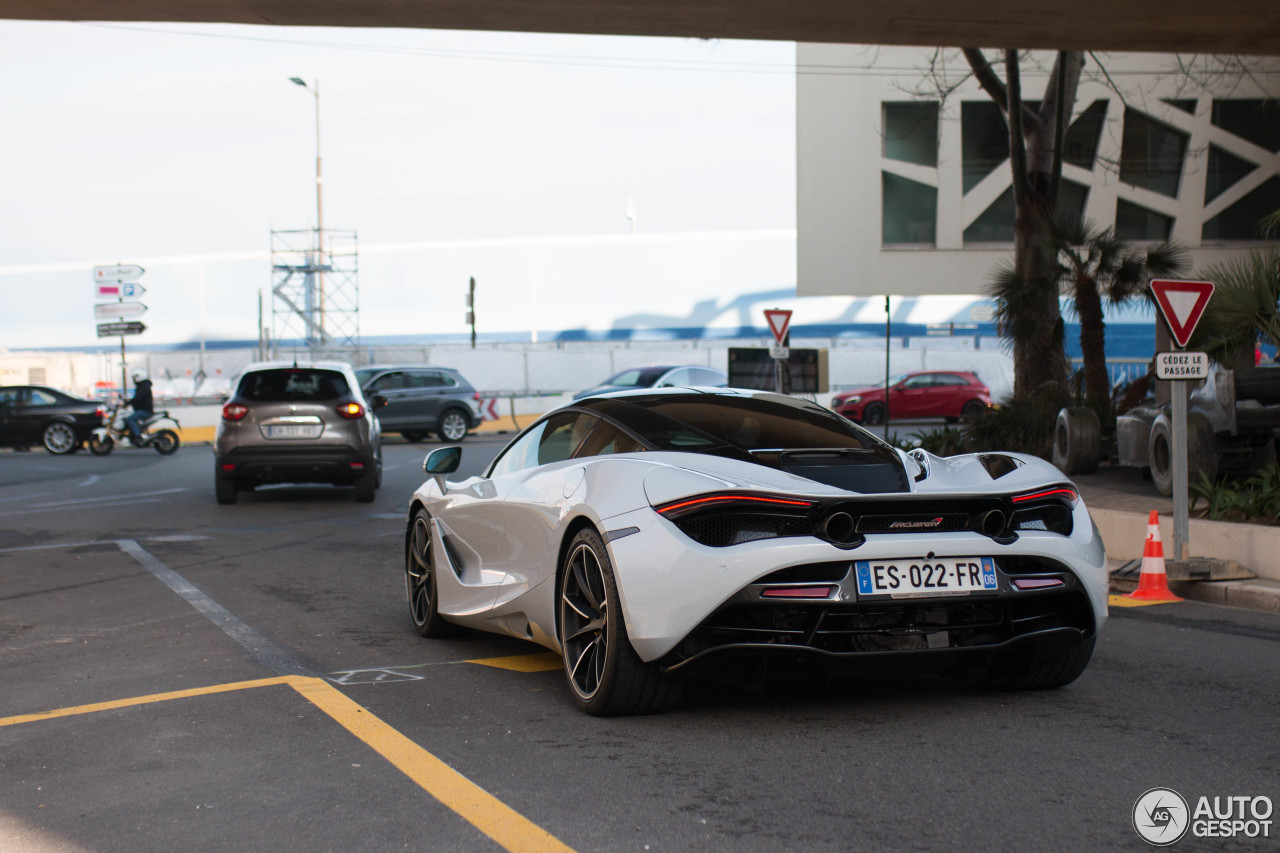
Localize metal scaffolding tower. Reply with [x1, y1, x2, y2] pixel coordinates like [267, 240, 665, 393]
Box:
[270, 227, 359, 358]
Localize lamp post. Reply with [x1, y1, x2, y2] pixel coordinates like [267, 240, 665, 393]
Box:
[290, 76, 324, 344]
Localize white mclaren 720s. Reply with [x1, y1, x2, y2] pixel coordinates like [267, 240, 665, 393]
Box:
[404, 388, 1108, 716]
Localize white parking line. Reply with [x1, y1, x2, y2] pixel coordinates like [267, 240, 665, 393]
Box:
[0, 491, 52, 504]
[0, 488, 188, 517]
[78, 475, 100, 488]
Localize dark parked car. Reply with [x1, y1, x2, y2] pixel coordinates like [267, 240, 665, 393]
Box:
[573, 364, 727, 400]
[831, 371, 991, 425]
[354, 365, 480, 443]
[0, 385, 105, 454]
[214, 362, 383, 505]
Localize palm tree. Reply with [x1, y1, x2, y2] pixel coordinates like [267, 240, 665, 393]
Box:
[1190, 248, 1280, 366]
[1049, 216, 1188, 413]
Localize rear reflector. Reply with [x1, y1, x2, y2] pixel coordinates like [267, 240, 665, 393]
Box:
[220, 463, 236, 472]
[1011, 577, 1064, 591]
[349, 462, 365, 470]
[761, 586, 835, 599]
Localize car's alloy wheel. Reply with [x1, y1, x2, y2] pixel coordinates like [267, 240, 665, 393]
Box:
[42, 422, 77, 455]
[406, 508, 457, 638]
[438, 410, 469, 442]
[861, 402, 886, 425]
[558, 528, 681, 716]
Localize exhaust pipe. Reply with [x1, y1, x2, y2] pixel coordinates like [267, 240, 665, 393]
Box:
[978, 509, 1008, 538]
[819, 511, 861, 548]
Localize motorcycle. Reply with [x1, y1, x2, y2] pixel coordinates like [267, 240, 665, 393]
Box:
[88, 402, 181, 456]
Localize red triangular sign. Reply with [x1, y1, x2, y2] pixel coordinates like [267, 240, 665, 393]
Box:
[764, 309, 792, 346]
[1150, 279, 1215, 348]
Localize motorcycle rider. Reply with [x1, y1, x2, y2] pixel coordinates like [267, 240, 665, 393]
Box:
[124, 370, 154, 445]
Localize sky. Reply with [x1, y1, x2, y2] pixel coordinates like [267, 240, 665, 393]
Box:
[0, 21, 802, 349]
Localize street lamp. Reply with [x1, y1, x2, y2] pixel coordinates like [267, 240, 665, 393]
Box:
[290, 76, 324, 343]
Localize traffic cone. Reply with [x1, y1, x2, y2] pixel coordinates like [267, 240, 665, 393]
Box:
[1125, 510, 1182, 602]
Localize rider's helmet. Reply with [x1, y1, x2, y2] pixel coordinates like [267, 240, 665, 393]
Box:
[131, 370, 147, 383]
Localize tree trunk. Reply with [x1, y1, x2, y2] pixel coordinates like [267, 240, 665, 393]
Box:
[1074, 270, 1110, 410]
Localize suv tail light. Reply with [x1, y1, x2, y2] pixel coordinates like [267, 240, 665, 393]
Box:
[95, 406, 106, 419]
[222, 403, 249, 422]
[336, 402, 365, 419]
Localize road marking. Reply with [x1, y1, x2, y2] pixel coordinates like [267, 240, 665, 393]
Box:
[468, 653, 561, 672]
[1108, 594, 1177, 608]
[0, 488, 187, 517]
[291, 676, 576, 853]
[0, 491, 52, 504]
[78, 475, 100, 487]
[1, 675, 578, 853]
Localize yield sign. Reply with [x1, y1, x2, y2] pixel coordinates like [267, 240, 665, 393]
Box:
[764, 309, 793, 346]
[1150, 279, 1215, 348]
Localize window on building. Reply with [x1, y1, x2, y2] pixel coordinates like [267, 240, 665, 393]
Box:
[1163, 99, 1197, 115]
[1205, 145, 1257, 203]
[962, 101, 1009, 193]
[882, 173, 936, 245]
[1115, 199, 1174, 241]
[1064, 100, 1108, 170]
[882, 102, 939, 167]
[1211, 100, 1280, 152]
[963, 181, 1089, 245]
[1202, 176, 1280, 241]
[1119, 109, 1188, 198]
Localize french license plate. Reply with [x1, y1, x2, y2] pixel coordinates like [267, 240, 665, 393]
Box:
[265, 424, 322, 439]
[855, 557, 998, 599]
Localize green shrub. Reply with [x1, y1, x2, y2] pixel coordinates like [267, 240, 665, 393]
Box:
[1189, 466, 1280, 526]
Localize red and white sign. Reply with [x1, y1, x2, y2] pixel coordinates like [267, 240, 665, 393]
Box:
[93, 264, 145, 282]
[764, 309, 793, 346]
[1150, 279, 1215, 348]
[477, 398, 500, 421]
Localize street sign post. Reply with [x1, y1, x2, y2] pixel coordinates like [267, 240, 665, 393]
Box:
[93, 264, 145, 283]
[1150, 279, 1216, 562]
[764, 309, 793, 394]
[97, 322, 146, 338]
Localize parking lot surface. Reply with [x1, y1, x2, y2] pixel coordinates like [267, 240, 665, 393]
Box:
[2, 438, 1278, 851]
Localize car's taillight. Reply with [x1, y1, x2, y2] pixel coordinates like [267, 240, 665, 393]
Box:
[654, 493, 818, 520]
[222, 403, 248, 422]
[336, 402, 364, 419]
[95, 406, 106, 419]
[1011, 485, 1079, 507]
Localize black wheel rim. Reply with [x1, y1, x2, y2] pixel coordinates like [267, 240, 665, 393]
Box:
[407, 515, 432, 626]
[865, 405, 885, 425]
[442, 412, 466, 441]
[561, 542, 608, 700]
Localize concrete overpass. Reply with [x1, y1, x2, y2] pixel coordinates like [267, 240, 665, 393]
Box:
[1, 0, 1278, 55]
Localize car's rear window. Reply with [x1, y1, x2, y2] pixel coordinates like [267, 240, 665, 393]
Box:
[237, 369, 350, 402]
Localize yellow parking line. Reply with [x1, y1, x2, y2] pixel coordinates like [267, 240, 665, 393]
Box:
[287, 676, 575, 853]
[0, 675, 575, 853]
[0, 676, 289, 727]
[467, 653, 562, 672]
[1108, 594, 1177, 608]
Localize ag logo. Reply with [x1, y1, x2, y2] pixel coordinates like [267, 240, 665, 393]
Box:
[1133, 787, 1190, 845]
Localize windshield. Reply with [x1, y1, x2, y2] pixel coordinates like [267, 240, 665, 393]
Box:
[602, 367, 670, 388]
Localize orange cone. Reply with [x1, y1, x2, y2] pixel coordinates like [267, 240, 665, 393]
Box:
[1125, 510, 1182, 602]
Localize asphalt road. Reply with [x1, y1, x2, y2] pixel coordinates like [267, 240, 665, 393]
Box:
[2, 437, 1278, 852]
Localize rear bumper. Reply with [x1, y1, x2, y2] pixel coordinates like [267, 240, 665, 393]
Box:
[215, 446, 374, 486]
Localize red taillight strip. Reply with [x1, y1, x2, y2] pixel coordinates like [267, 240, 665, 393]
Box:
[656, 494, 817, 516]
[1011, 486, 1078, 506]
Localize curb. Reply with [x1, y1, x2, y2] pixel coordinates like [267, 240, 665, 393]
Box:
[1109, 570, 1280, 615]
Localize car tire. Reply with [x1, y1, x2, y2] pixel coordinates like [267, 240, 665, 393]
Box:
[437, 409, 470, 442]
[42, 422, 77, 455]
[353, 466, 377, 503]
[1148, 412, 1216, 496]
[558, 527, 682, 716]
[861, 402, 886, 426]
[984, 637, 1095, 691]
[406, 508, 460, 638]
[88, 434, 114, 456]
[962, 400, 989, 418]
[1051, 406, 1101, 475]
[401, 431, 425, 443]
[215, 475, 239, 505]
[152, 429, 180, 455]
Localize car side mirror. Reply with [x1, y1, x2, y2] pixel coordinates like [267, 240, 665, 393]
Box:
[424, 446, 462, 476]
[370, 394, 389, 409]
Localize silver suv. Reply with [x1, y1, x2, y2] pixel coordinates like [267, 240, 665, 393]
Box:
[214, 362, 383, 505]
[353, 365, 479, 443]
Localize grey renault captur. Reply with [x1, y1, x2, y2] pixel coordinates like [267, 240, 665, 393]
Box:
[214, 362, 384, 505]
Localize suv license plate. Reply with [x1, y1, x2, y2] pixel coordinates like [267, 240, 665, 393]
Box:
[265, 425, 322, 439]
[855, 557, 998, 599]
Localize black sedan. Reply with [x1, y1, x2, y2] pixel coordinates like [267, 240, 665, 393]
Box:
[0, 386, 105, 454]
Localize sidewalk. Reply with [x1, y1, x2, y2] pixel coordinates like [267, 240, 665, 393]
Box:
[1076, 465, 1280, 615]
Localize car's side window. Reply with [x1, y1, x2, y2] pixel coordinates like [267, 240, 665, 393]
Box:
[489, 412, 597, 478]
[574, 421, 646, 459]
[420, 371, 455, 388]
[29, 390, 57, 406]
[688, 368, 724, 386]
[368, 372, 406, 392]
[904, 375, 932, 389]
[658, 369, 691, 388]
[934, 374, 964, 386]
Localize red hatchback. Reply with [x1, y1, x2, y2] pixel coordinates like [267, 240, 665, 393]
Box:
[830, 370, 991, 425]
